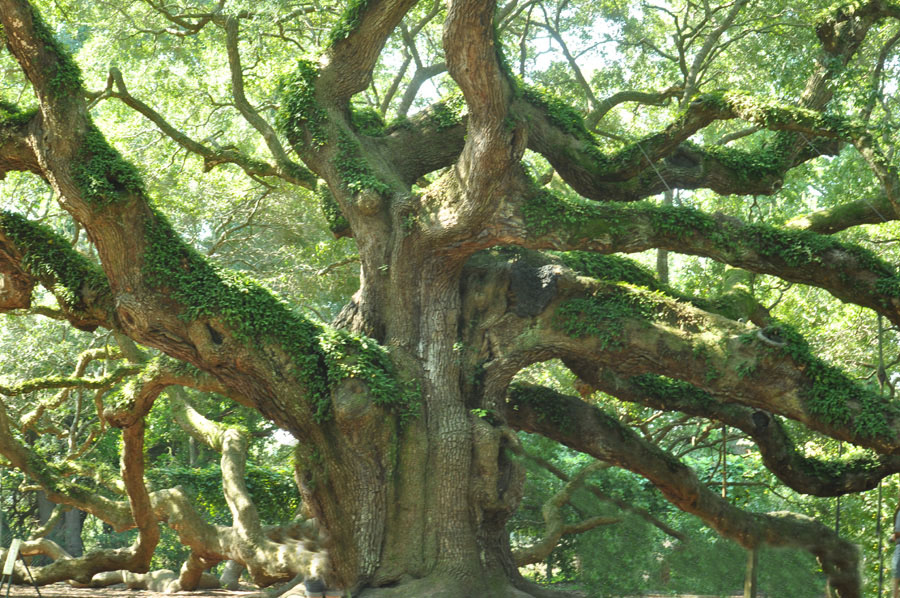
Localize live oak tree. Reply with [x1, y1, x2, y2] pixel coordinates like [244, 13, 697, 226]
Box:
[1, 0, 900, 596]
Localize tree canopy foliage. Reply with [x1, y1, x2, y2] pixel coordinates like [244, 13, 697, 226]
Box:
[1, 0, 900, 596]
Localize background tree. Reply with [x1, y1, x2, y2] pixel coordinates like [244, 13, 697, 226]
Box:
[1, 0, 900, 596]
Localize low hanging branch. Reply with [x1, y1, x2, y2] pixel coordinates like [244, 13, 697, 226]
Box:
[504, 384, 862, 598]
[512, 461, 621, 567]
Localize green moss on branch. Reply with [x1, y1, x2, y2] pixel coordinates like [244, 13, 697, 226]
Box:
[552, 284, 666, 350]
[72, 125, 145, 205]
[334, 129, 390, 194]
[740, 324, 896, 439]
[0, 101, 38, 128]
[523, 192, 900, 300]
[26, 5, 84, 97]
[507, 383, 573, 431]
[328, 0, 373, 45]
[0, 210, 109, 309]
[276, 60, 329, 149]
[142, 211, 416, 423]
[317, 184, 350, 235]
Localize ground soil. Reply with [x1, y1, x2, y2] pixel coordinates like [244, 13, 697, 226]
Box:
[0, 583, 757, 597]
[0, 584, 259, 598]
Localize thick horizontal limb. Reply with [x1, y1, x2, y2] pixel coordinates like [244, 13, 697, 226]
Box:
[496, 192, 900, 327]
[462, 254, 900, 452]
[584, 370, 900, 496]
[0, 210, 113, 330]
[787, 193, 898, 233]
[516, 92, 849, 202]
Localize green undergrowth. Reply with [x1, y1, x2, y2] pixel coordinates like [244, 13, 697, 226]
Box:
[142, 210, 416, 424]
[740, 323, 896, 439]
[73, 124, 145, 205]
[277, 59, 328, 149]
[523, 193, 900, 299]
[0, 210, 109, 309]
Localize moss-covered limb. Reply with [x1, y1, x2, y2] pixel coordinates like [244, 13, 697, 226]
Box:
[380, 101, 467, 186]
[106, 68, 313, 189]
[0, 0, 83, 111]
[504, 384, 862, 598]
[144, 209, 417, 427]
[550, 252, 769, 325]
[1, 0, 151, 210]
[515, 92, 844, 202]
[586, 371, 900, 497]
[512, 193, 900, 327]
[0, 101, 42, 177]
[0, 365, 139, 397]
[787, 193, 898, 234]
[467, 256, 900, 451]
[319, 0, 418, 101]
[0, 210, 114, 329]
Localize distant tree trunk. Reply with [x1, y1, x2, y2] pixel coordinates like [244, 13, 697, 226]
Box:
[656, 190, 674, 284]
[63, 509, 84, 557]
[744, 547, 758, 598]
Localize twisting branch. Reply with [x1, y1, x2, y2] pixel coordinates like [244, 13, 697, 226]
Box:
[511, 460, 618, 566]
[492, 190, 900, 328]
[319, 0, 419, 101]
[504, 384, 863, 597]
[103, 68, 314, 188]
[222, 16, 316, 188]
[461, 253, 900, 452]
[578, 370, 900, 497]
[586, 87, 683, 130]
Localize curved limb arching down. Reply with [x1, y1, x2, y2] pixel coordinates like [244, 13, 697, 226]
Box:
[0, 339, 327, 590]
[504, 384, 862, 598]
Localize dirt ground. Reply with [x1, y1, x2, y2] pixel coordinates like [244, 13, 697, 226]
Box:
[0, 583, 754, 598]
[0, 583, 259, 598]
